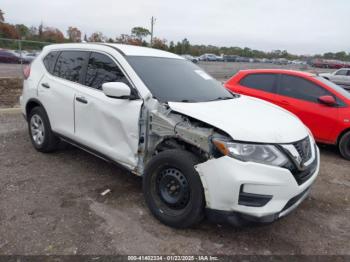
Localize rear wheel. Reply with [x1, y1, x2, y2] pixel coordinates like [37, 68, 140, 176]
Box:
[339, 131, 350, 160]
[28, 106, 59, 152]
[143, 149, 205, 228]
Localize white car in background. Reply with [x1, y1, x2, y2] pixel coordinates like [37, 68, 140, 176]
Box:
[320, 68, 350, 89]
[20, 43, 319, 228]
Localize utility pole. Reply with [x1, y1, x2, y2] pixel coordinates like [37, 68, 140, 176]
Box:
[150, 16, 156, 46]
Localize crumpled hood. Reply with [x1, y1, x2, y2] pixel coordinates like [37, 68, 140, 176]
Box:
[168, 96, 308, 144]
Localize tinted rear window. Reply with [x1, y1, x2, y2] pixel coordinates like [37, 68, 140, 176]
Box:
[43, 51, 59, 73]
[53, 51, 88, 83]
[240, 74, 277, 93]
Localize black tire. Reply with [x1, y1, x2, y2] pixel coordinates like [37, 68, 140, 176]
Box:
[28, 106, 59, 153]
[339, 131, 350, 160]
[143, 149, 205, 228]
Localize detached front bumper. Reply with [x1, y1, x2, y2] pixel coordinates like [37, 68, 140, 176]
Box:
[195, 147, 320, 226]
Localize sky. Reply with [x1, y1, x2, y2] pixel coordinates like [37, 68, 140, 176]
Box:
[1, 0, 349, 55]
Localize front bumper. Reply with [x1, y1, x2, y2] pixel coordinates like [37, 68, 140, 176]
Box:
[195, 147, 320, 225]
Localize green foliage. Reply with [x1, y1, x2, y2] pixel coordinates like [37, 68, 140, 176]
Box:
[15, 24, 29, 38]
[131, 27, 150, 40]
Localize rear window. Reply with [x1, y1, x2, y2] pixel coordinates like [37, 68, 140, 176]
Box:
[43, 51, 59, 73]
[53, 51, 89, 83]
[240, 74, 277, 93]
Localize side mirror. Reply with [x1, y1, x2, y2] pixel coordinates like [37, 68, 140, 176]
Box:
[102, 82, 131, 99]
[318, 95, 337, 106]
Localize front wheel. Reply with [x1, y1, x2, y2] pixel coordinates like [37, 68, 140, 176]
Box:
[339, 131, 350, 160]
[143, 149, 205, 228]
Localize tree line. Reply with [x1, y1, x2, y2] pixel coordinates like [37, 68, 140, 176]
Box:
[1, 8, 350, 61]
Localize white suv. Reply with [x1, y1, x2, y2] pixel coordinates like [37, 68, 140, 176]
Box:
[20, 43, 320, 228]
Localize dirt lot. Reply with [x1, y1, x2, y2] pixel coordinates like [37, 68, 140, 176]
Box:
[0, 111, 349, 255]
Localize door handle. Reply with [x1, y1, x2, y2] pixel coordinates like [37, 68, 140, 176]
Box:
[41, 83, 50, 89]
[76, 96, 88, 104]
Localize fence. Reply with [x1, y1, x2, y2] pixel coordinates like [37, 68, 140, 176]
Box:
[0, 37, 52, 51]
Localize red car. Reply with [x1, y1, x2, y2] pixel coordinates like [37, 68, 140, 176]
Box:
[225, 69, 350, 159]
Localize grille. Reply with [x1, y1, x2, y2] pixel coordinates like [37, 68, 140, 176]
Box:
[293, 137, 312, 165]
[282, 140, 317, 185]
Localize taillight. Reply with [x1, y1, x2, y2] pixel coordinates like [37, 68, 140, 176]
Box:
[23, 65, 31, 79]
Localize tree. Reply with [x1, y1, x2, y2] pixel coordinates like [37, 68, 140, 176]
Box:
[67, 26, 81, 42]
[15, 24, 29, 38]
[0, 23, 19, 39]
[41, 27, 65, 42]
[28, 26, 38, 38]
[169, 41, 175, 53]
[83, 34, 88, 42]
[131, 27, 150, 41]
[116, 34, 142, 46]
[88, 31, 105, 42]
[152, 37, 167, 50]
[0, 9, 5, 23]
[38, 22, 43, 37]
[181, 38, 190, 54]
[335, 51, 347, 61]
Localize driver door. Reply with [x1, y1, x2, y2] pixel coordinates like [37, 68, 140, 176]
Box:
[74, 52, 143, 169]
[275, 74, 339, 143]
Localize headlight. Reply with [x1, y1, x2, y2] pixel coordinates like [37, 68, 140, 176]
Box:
[212, 138, 288, 166]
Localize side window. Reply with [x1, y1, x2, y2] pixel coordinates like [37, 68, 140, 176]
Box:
[85, 52, 129, 90]
[278, 75, 329, 103]
[43, 51, 59, 73]
[53, 51, 88, 83]
[335, 70, 346, 76]
[240, 74, 277, 93]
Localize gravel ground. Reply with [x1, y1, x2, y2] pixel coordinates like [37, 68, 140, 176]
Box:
[0, 112, 349, 255]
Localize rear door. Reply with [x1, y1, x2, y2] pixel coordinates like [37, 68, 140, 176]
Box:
[38, 50, 89, 138]
[235, 73, 278, 103]
[73, 51, 143, 168]
[275, 74, 338, 142]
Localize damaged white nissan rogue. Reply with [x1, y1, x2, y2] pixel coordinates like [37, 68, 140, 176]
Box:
[20, 43, 319, 228]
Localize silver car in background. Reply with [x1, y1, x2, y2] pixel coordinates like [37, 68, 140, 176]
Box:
[320, 68, 350, 90]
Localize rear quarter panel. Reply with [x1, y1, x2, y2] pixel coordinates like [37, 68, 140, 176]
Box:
[21, 55, 46, 116]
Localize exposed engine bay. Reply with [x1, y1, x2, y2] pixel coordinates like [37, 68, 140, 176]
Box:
[135, 103, 226, 174]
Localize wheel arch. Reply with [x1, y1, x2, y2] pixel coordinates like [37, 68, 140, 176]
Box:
[337, 127, 350, 145]
[154, 137, 209, 162]
[25, 98, 45, 120]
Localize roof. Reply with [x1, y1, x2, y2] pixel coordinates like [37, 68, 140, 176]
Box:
[238, 69, 315, 77]
[44, 43, 183, 59]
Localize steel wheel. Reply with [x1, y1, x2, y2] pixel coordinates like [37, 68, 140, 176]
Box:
[156, 167, 190, 210]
